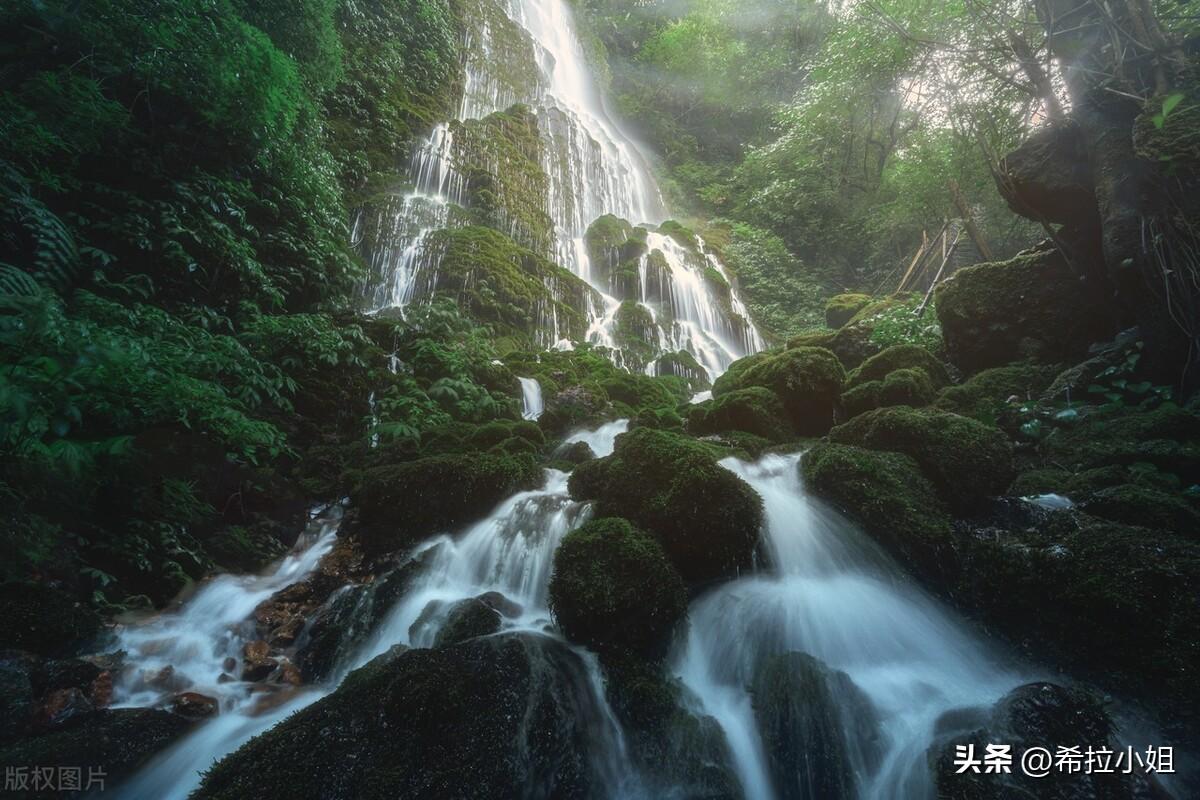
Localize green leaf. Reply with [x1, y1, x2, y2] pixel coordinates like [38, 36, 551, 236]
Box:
[1163, 92, 1185, 118]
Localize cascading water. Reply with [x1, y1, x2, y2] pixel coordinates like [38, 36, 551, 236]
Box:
[357, 0, 763, 377]
[673, 454, 1026, 800]
[519, 375, 545, 420]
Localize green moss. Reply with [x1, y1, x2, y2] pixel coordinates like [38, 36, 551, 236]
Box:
[657, 220, 699, 253]
[568, 428, 764, 585]
[655, 351, 711, 393]
[421, 226, 598, 346]
[840, 367, 936, 419]
[548, 518, 687, 658]
[204, 524, 288, 573]
[350, 452, 542, 554]
[451, 105, 555, 256]
[689, 386, 791, 442]
[1039, 405, 1200, 478]
[0, 582, 102, 657]
[1078, 484, 1200, 537]
[802, 443, 952, 581]
[846, 344, 949, 390]
[585, 214, 635, 266]
[713, 346, 845, 436]
[935, 362, 1062, 423]
[614, 301, 659, 373]
[824, 293, 872, 329]
[935, 248, 1116, 373]
[829, 407, 1013, 512]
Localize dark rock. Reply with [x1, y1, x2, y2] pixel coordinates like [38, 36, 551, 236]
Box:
[752, 653, 881, 800]
[549, 518, 687, 659]
[0, 652, 37, 745]
[30, 687, 94, 731]
[194, 633, 629, 800]
[568, 428, 764, 586]
[0, 709, 193, 792]
[935, 247, 1117, 374]
[998, 122, 1097, 226]
[434, 599, 502, 648]
[1078, 484, 1200, 537]
[558, 440, 597, 465]
[476, 591, 523, 619]
[932, 682, 1163, 799]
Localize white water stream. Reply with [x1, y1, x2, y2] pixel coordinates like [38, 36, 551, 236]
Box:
[674, 454, 1025, 800]
[519, 375, 545, 420]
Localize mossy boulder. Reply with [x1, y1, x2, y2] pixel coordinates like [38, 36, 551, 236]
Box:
[1038, 404, 1200, 479]
[548, 518, 687, 658]
[840, 368, 936, 419]
[829, 408, 1014, 512]
[0, 709, 193, 790]
[0, 583, 102, 658]
[932, 682, 1157, 800]
[688, 386, 792, 442]
[789, 296, 916, 369]
[568, 428, 764, 586]
[825, 293, 873, 329]
[714, 347, 845, 436]
[601, 657, 740, 798]
[434, 598, 502, 648]
[195, 634, 619, 799]
[845, 344, 949, 390]
[655, 350, 711, 393]
[1078, 484, 1200, 537]
[751, 652, 881, 800]
[350, 453, 542, 555]
[934, 362, 1061, 424]
[802, 444, 953, 582]
[935, 247, 1117, 374]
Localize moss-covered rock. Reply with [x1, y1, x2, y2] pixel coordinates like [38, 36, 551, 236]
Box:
[613, 300, 659, 373]
[584, 215, 648, 297]
[548, 518, 687, 658]
[802, 444, 953, 581]
[829, 408, 1013, 512]
[420, 226, 599, 346]
[935, 247, 1117, 374]
[0, 583, 102, 658]
[350, 452, 542, 555]
[751, 652, 880, 800]
[195, 634, 621, 799]
[840, 368, 937, 419]
[655, 350, 711, 393]
[204, 523, 289, 573]
[1038, 404, 1200, 479]
[934, 362, 1061, 424]
[434, 598, 503, 648]
[714, 347, 845, 436]
[0, 709, 193, 790]
[601, 656, 740, 798]
[790, 296, 921, 369]
[845, 344, 949, 390]
[1078, 484, 1200, 537]
[568, 428, 764, 586]
[689, 386, 791, 442]
[825, 293, 873, 330]
[932, 682, 1157, 800]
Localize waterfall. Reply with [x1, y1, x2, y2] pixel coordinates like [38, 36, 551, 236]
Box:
[357, 0, 764, 374]
[519, 376, 544, 420]
[111, 422, 637, 799]
[673, 454, 1025, 800]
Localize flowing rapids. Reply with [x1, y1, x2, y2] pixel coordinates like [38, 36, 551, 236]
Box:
[111, 421, 637, 799]
[673, 454, 1025, 800]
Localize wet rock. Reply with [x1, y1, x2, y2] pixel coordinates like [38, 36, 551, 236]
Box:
[0, 708, 193, 791]
[932, 682, 1164, 800]
[433, 599, 502, 648]
[30, 687, 94, 731]
[0, 581, 103, 657]
[241, 641, 277, 682]
[751, 652, 881, 800]
[476, 591, 523, 619]
[195, 633, 624, 799]
[30, 657, 101, 698]
[172, 691, 219, 719]
[569, 427, 764, 586]
[0, 652, 37, 745]
[558, 440, 597, 466]
[548, 518, 687, 659]
[802, 443, 953, 583]
[935, 246, 1117, 374]
[146, 664, 188, 693]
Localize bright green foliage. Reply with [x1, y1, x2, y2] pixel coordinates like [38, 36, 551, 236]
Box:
[549, 517, 688, 658]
